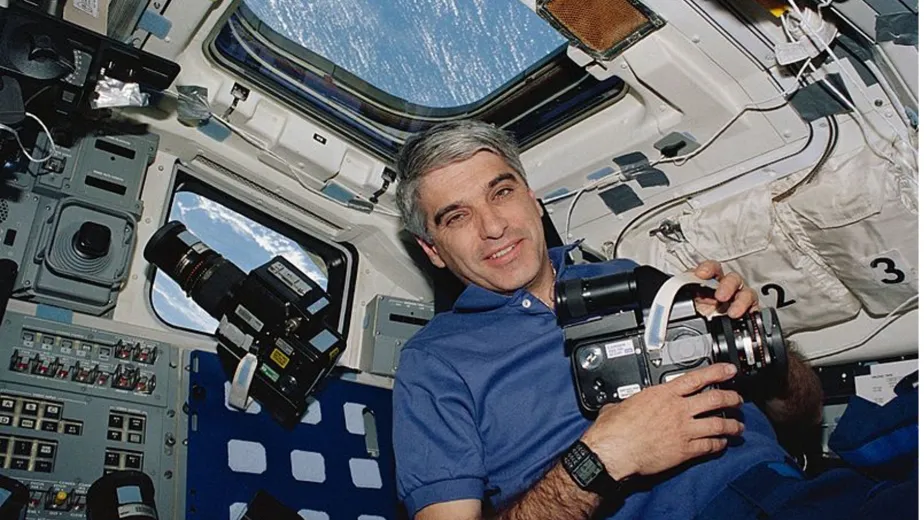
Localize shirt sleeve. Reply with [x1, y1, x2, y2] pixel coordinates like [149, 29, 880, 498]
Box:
[393, 347, 486, 516]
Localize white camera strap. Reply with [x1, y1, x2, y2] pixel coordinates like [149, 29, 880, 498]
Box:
[229, 353, 258, 411]
[219, 315, 257, 411]
[644, 272, 720, 352]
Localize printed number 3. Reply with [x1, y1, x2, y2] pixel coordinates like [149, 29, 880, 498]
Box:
[870, 257, 906, 284]
[760, 284, 796, 308]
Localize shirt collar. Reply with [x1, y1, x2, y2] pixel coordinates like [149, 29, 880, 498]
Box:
[452, 242, 579, 312]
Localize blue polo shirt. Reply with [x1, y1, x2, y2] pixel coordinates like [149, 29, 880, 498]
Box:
[393, 246, 791, 518]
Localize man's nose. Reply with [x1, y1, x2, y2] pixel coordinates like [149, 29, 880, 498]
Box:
[478, 208, 508, 239]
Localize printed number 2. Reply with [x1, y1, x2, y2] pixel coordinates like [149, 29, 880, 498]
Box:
[870, 257, 906, 284]
[760, 284, 796, 308]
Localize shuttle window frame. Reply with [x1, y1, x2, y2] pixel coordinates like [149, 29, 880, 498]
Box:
[148, 173, 358, 338]
[205, 2, 629, 158]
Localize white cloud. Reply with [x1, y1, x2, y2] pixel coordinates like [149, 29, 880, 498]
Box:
[182, 195, 328, 287]
[152, 278, 218, 332]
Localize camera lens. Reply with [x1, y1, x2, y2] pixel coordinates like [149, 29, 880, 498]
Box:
[144, 221, 246, 319]
[710, 308, 787, 381]
[555, 266, 673, 322]
[555, 270, 639, 322]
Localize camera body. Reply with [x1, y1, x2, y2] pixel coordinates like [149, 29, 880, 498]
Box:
[555, 266, 786, 414]
[213, 255, 343, 428]
[145, 221, 344, 428]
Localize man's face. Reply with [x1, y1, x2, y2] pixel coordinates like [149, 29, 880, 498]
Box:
[416, 150, 548, 294]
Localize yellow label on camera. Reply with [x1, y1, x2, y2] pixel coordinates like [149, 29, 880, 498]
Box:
[270, 348, 290, 368]
[328, 347, 341, 361]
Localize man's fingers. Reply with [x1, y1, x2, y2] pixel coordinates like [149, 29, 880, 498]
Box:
[727, 287, 759, 318]
[687, 437, 728, 457]
[688, 416, 745, 439]
[667, 363, 737, 396]
[714, 272, 744, 302]
[687, 389, 743, 416]
[694, 260, 724, 281]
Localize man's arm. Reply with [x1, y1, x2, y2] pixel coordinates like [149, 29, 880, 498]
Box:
[415, 363, 744, 520]
[760, 345, 824, 427]
[416, 464, 604, 520]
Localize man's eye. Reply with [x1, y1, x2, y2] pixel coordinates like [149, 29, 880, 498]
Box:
[445, 214, 464, 226]
[495, 187, 514, 198]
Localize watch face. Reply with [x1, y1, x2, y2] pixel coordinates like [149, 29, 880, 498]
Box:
[574, 457, 601, 486]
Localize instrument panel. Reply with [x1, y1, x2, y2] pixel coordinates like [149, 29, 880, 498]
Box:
[0, 310, 186, 518]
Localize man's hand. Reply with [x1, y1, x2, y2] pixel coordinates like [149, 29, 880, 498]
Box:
[581, 363, 744, 479]
[691, 260, 759, 319]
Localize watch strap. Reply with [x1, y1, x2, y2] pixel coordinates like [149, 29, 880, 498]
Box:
[561, 440, 624, 497]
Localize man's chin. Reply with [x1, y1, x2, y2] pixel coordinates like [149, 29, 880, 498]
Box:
[483, 275, 534, 295]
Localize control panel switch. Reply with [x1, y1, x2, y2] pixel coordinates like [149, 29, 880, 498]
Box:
[10, 349, 29, 372]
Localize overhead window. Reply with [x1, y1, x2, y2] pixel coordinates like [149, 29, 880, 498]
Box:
[208, 0, 627, 156]
[150, 175, 353, 335]
[240, 0, 566, 108]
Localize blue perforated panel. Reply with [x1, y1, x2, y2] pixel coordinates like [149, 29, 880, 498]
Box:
[185, 351, 398, 520]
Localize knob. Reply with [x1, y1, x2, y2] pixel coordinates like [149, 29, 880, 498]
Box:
[73, 222, 111, 260]
[29, 34, 58, 62]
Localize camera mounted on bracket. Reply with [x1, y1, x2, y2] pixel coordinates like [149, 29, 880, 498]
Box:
[555, 265, 788, 415]
[145, 221, 344, 429]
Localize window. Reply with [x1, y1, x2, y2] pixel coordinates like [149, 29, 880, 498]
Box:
[208, 0, 626, 157]
[240, 0, 566, 109]
[151, 176, 354, 335]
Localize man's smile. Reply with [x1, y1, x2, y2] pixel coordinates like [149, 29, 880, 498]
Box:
[484, 239, 523, 266]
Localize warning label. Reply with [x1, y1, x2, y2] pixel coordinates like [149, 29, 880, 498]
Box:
[73, 0, 100, 17]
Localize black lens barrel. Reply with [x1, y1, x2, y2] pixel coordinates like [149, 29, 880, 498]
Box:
[709, 307, 787, 380]
[143, 220, 189, 276]
[555, 270, 637, 322]
[144, 221, 246, 320]
[759, 307, 788, 379]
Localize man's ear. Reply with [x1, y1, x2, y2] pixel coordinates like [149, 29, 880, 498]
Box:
[529, 189, 543, 216]
[416, 237, 447, 269]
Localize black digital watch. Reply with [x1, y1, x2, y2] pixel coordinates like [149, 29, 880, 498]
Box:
[561, 440, 625, 497]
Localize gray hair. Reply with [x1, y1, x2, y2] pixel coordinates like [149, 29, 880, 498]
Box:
[395, 120, 527, 243]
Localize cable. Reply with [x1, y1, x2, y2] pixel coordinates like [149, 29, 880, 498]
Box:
[772, 115, 839, 201]
[564, 185, 590, 240]
[782, 2, 914, 161]
[545, 58, 814, 216]
[805, 295, 918, 361]
[557, 59, 814, 239]
[0, 112, 59, 163]
[608, 48, 831, 255]
[24, 85, 52, 108]
[613, 114, 836, 257]
[781, 12, 903, 168]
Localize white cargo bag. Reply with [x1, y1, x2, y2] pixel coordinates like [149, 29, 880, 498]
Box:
[641, 187, 862, 333]
[784, 144, 918, 316]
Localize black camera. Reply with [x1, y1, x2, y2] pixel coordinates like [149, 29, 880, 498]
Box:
[555, 265, 787, 414]
[145, 221, 344, 428]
